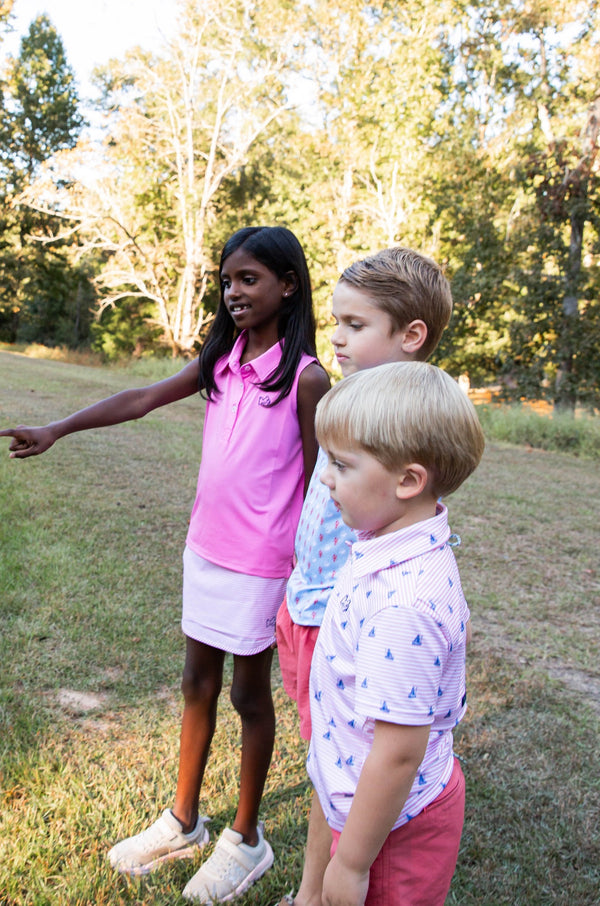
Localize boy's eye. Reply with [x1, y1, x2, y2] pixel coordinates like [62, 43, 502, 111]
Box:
[332, 459, 346, 471]
[349, 322, 363, 330]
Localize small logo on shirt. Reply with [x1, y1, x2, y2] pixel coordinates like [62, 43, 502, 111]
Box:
[339, 594, 351, 612]
[258, 395, 272, 407]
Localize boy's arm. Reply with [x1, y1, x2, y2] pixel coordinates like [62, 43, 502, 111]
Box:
[284, 789, 332, 906]
[0, 358, 201, 459]
[322, 720, 429, 906]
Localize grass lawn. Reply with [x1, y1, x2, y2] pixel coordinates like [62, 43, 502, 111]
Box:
[1, 350, 599, 905]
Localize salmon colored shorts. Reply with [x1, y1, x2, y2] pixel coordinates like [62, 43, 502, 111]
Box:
[275, 598, 320, 741]
[330, 757, 465, 906]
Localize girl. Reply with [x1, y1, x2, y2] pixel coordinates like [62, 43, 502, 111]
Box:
[1, 226, 331, 904]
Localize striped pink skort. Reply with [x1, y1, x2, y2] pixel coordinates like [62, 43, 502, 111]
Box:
[182, 545, 287, 655]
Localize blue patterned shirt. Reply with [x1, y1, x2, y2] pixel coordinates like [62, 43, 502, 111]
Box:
[286, 447, 356, 625]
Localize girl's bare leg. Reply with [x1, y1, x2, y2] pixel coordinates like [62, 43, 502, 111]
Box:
[229, 647, 275, 845]
[172, 637, 225, 832]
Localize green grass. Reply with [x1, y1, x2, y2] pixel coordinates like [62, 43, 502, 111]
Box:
[1, 350, 599, 905]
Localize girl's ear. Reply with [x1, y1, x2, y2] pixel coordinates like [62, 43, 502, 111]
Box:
[401, 320, 428, 355]
[282, 271, 298, 297]
[395, 463, 429, 499]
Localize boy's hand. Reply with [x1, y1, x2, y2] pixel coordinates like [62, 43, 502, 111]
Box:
[0, 426, 57, 458]
[322, 853, 369, 906]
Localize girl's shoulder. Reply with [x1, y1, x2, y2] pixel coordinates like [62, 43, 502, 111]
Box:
[297, 360, 331, 408]
[298, 359, 330, 392]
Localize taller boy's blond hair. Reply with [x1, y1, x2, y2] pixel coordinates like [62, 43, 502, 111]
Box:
[315, 362, 485, 498]
[340, 247, 452, 360]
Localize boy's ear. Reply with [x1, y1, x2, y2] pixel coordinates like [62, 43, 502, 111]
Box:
[401, 320, 428, 355]
[395, 463, 429, 499]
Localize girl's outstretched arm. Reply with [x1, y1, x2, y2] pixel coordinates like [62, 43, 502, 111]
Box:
[0, 358, 201, 459]
[297, 362, 330, 492]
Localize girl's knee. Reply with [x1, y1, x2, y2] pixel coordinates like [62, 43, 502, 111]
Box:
[181, 662, 222, 705]
[181, 638, 224, 704]
[230, 679, 273, 720]
[230, 649, 274, 718]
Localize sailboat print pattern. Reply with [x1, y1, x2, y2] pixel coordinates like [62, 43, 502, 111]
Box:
[307, 504, 470, 833]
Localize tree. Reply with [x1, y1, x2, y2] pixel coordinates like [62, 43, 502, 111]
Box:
[14, 0, 599, 407]
[2, 13, 83, 179]
[21, 0, 304, 356]
[229, 0, 476, 368]
[439, 0, 600, 408]
[0, 1, 13, 40]
[0, 14, 87, 344]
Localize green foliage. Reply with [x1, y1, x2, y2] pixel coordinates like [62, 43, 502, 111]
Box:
[1, 14, 84, 180]
[91, 297, 167, 361]
[477, 403, 600, 459]
[0, 13, 91, 348]
[1, 0, 599, 406]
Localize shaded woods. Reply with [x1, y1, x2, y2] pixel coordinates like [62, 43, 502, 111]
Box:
[1, 0, 599, 409]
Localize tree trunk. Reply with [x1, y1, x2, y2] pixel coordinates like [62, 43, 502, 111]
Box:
[554, 94, 600, 411]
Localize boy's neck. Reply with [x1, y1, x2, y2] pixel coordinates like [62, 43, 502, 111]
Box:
[375, 494, 438, 537]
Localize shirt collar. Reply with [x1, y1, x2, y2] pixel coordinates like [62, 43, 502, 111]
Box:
[214, 331, 283, 380]
[350, 504, 450, 578]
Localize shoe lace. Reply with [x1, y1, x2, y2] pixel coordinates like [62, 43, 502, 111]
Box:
[203, 838, 247, 881]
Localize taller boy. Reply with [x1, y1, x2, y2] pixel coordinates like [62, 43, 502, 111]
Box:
[277, 246, 453, 743]
[275, 247, 453, 906]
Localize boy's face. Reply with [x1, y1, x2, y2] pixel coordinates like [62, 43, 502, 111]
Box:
[330, 282, 409, 376]
[320, 443, 407, 537]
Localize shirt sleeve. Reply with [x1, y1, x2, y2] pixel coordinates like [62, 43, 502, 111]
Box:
[354, 605, 449, 726]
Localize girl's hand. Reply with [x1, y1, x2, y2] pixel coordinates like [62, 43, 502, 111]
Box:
[322, 853, 369, 906]
[0, 425, 57, 458]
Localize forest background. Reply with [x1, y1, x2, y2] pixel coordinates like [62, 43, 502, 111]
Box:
[0, 0, 599, 410]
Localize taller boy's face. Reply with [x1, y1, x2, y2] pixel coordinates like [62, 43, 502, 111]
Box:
[330, 283, 409, 376]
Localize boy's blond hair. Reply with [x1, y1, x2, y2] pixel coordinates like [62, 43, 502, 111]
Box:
[315, 362, 485, 498]
[340, 247, 452, 360]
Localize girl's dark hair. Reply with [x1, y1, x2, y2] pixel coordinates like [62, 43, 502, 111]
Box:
[198, 226, 317, 404]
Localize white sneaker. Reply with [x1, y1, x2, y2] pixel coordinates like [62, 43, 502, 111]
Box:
[182, 823, 274, 902]
[108, 808, 209, 876]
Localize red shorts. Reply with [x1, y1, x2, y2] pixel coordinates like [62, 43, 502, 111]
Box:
[330, 757, 465, 906]
[275, 599, 320, 741]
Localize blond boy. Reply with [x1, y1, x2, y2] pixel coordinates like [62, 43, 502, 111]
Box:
[307, 362, 484, 906]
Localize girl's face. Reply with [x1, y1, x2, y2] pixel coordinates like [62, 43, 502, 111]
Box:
[220, 247, 294, 334]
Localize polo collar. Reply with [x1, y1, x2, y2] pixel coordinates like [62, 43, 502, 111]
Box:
[214, 331, 283, 380]
[350, 504, 451, 578]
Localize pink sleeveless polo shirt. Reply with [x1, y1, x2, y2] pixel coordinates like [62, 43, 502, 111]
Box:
[186, 332, 317, 579]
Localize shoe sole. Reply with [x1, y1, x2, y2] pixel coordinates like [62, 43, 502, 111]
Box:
[112, 829, 210, 877]
[183, 840, 274, 902]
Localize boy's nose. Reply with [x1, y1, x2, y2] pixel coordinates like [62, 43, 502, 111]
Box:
[320, 465, 334, 488]
[331, 326, 344, 346]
